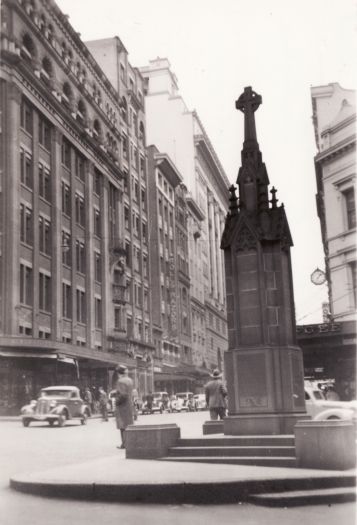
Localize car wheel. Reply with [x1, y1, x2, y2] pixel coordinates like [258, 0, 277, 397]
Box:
[22, 418, 30, 427]
[81, 412, 88, 425]
[58, 412, 67, 427]
[48, 420, 55, 427]
[327, 415, 340, 420]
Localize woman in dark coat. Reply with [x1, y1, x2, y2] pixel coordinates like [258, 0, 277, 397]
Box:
[114, 365, 134, 448]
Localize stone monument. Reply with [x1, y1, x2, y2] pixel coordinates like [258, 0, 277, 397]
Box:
[221, 87, 308, 435]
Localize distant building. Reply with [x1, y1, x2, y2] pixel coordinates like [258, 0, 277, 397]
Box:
[146, 145, 197, 392]
[297, 83, 356, 398]
[311, 82, 356, 322]
[140, 58, 229, 374]
[0, 0, 153, 413]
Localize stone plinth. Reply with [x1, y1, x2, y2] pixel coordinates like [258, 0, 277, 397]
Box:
[125, 423, 180, 459]
[295, 420, 356, 470]
[202, 420, 224, 435]
[224, 413, 309, 435]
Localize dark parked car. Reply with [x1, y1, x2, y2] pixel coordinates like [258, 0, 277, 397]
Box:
[21, 386, 91, 427]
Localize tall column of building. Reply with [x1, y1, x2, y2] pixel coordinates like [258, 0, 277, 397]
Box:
[85, 161, 94, 347]
[208, 194, 218, 299]
[31, 111, 39, 337]
[101, 177, 110, 341]
[51, 130, 62, 340]
[4, 83, 21, 334]
[215, 204, 224, 304]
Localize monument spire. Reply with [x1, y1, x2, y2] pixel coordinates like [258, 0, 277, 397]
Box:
[235, 86, 269, 213]
[235, 86, 262, 145]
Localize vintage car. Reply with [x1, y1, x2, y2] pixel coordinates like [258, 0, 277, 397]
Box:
[169, 395, 185, 412]
[304, 382, 357, 422]
[21, 386, 91, 427]
[176, 392, 196, 411]
[193, 394, 207, 410]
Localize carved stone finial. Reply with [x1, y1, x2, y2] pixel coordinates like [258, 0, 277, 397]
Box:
[229, 184, 239, 216]
[235, 86, 262, 143]
[270, 186, 278, 209]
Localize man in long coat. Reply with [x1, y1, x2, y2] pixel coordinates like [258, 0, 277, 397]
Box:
[115, 365, 134, 448]
[205, 369, 227, 420]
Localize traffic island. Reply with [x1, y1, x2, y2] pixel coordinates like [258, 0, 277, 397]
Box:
[125, 423, 180, 459]
[295, 420, 356, 470]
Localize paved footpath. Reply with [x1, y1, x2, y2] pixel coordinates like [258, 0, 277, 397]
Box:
[10, 452, 356, 504]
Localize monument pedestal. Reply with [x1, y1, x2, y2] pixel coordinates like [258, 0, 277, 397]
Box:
[224, 413, 309, 435]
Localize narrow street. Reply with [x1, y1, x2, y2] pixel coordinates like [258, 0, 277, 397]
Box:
[0, 413, 355, 525]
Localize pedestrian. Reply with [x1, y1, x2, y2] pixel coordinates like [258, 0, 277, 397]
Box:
[146, 391, 154, 414]
[98, 387, 109, 422]
[83, 387, 92, 414]
[114, 365, 134, 449]
[205, 369, 227, 421]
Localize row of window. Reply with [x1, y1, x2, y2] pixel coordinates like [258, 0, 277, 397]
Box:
[20, 202, 101, 250]
[19, 263, 102, 326]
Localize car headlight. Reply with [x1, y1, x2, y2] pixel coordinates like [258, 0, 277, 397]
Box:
[49, 401, 57, 409]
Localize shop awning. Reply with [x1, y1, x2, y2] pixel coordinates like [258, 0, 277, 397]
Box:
[0, 350, 76, 364]
[0, 350, 57, 359]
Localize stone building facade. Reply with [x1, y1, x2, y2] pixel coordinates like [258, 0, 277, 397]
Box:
[299, 82, 356, 397]
[0, 0, 154, 413]
[140, 58, 229, 375]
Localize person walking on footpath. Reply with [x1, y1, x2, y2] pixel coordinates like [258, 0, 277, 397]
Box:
[98, 387, 109, 422]
[205, 369, 227, 420]
[114, 365, 134, 449]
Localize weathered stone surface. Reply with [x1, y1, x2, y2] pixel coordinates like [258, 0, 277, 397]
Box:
[125, 424, 180, 459]
[295, 420, 356, 470]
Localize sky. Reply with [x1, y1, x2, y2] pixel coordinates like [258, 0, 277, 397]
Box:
[56, 0, 357, 324]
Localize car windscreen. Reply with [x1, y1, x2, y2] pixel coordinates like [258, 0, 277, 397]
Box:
[41, 390, 72, 398]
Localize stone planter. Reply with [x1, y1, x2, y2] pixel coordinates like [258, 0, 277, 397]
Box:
[295, 420, 356, 470]
[125, 423, 180, 459]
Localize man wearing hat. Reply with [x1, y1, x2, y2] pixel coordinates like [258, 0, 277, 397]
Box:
[204, 369, 227, 420]
[114, 365, 134, 448]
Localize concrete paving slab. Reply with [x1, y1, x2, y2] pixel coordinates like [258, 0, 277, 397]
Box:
[10, 454, 356, 504]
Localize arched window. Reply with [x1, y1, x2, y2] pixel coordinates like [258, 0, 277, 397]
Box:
[182, 287, 187, 304]
[41, 57, 52, 84]
[39, 14, 46, 30]
[61, 41, 67, 59]
[21, 34, 36, 61]
[46, 24, 54, 42]
[93, 119, 102, 139]
[77, 100, 86, 125]
[120, 97, 127, 123]
[62, 82, 73, 108]
[139, 121, 145, 144]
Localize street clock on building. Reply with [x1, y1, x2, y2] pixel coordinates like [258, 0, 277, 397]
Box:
[310, 267, 326, 285]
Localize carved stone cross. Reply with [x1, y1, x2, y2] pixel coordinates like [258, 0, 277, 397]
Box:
[235, 86, 262, 143]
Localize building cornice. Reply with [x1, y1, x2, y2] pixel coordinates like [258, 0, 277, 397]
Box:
[314, 134, 356, 164]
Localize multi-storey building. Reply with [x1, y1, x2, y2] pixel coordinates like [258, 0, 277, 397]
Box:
[140, 58, 230, 374]
[0, 0, 153, 413]
[297, 83, 356, 398]
[146, 145, 195, 392]
[311, 82, 356, 322]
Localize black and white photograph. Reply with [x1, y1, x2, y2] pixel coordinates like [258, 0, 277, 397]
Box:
[0, 0, 356, 523]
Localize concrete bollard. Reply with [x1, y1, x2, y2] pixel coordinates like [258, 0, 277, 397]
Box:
[125, 423, 180, 459]
[295, 419, 356, 470]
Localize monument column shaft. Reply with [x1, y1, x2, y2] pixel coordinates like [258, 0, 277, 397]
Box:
[221, 86, 308, 435]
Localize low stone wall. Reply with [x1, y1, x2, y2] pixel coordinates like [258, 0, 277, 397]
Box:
[125, 423, 180, 459]
[295, 420, 356, 470]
